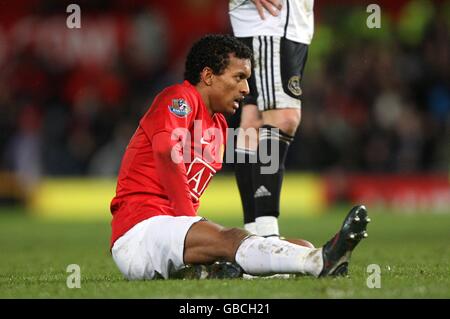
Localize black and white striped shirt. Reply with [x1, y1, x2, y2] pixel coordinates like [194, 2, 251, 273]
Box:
[229, 0, 314, 44]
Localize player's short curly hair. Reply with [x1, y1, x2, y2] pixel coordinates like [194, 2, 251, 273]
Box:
[184, 34, 253, 85]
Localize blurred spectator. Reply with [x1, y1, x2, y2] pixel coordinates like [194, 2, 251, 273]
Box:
[4, 104, 43, 194]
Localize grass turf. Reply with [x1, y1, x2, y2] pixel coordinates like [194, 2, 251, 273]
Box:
[0, 207, 449, 298]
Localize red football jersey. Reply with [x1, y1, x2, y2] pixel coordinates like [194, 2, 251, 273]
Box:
[110, 80, 228, 246]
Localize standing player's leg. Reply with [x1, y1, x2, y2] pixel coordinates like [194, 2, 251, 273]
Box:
[252, 36, 308, 237]
[234, 104, 262, 234]
[252, 108, 299, 237]
[234, 37, 263, 235]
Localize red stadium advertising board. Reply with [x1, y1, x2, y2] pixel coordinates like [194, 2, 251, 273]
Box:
[326, 174, 450, 213]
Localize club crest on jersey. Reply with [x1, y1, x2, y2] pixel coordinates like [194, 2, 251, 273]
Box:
[169, 99, 191, 118]
[288, 76, 302, 96]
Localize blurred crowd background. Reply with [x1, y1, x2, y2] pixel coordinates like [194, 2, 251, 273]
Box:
[0, 0, 449, 195]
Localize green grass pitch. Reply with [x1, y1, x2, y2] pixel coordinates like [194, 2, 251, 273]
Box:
[0, 206, 449, 298]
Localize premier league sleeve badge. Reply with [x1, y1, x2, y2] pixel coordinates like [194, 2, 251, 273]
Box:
[168, 98, 192, 118]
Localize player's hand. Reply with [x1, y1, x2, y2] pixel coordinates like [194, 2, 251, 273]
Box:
[252, 0, 282, 20]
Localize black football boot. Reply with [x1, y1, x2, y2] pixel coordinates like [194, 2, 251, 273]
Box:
[319, 205, 370, 277]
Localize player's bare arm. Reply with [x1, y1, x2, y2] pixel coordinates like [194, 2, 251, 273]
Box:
[252, 0, 282, 20]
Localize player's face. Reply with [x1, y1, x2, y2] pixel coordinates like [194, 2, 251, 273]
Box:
[210, 55, 251, 115]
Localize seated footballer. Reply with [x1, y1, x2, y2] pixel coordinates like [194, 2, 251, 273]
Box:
[110, 34, 370, 280]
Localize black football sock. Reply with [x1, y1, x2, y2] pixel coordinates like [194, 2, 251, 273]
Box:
[252, 125, 294, 237]
[234, 147, 257, 231]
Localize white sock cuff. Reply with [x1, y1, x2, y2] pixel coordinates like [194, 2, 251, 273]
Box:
[244, 222, 257, 234]
[255, 216, 279, 237]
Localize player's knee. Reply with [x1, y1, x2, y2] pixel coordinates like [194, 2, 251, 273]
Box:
[240, 117, 262, 131]
[238, 118, 262, 150]
[276, 112, 301, 135]
[240, 104, 262, 130]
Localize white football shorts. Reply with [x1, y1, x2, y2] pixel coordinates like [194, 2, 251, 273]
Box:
[238, 36, 309, 111]
[111, 215, 204, 280]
